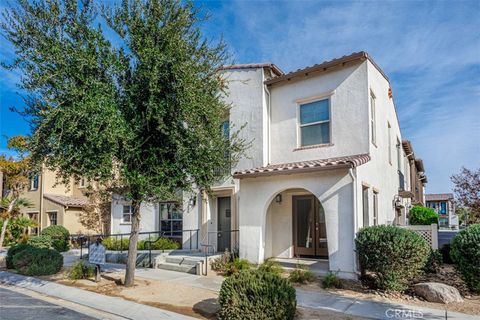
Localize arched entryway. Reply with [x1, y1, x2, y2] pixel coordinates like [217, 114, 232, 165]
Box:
[264, 188, 329, 260]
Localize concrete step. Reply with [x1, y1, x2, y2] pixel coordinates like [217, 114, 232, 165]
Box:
[155, 262, 197, 274]
[164, 256, 202, 266]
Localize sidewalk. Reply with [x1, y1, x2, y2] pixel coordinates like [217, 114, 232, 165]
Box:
[0, 271, 195, 320]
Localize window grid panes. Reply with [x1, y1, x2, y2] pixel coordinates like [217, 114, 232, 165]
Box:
[122, 205, 132, 223]
[299, 99, 330, 146]
[160, 203, 183, 237]
[49, 212, 57, 226]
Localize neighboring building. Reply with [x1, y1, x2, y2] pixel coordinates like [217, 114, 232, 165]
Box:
[19, 169, 109, 235]
[426, 193, 458, 228]
[111, 52, 426, 279]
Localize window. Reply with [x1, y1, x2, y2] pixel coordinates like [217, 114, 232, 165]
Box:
[49, 212, 57, 226]
[122, 205, 132, 224]
[370, 92, 376, 145]
[362, 186, 369, 227]
[221, 120, 230, 139]
[160, 202, 183, 237]
[79, 177, 86, 188]
[373, 191, 379, 226]
[387, 122, 392, 164]
[396, 138, 402, 172]
[29, 175, 39, 190]
[299, 99, 330, 146]
[440, 202, 447, 215]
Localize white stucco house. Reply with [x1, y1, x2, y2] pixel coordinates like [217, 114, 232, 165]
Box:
[111, 51, 424, 279]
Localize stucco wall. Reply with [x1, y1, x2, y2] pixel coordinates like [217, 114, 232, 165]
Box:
[110, 198, 157, 236]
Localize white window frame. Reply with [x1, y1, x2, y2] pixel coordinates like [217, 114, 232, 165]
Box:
[29, 175, 39, 191]
[78, 177, 86, 188]
[370, 91, 377, 146]
[121, 205, 132, 224]
[47, 210, 58, 226]
[362, 185, 369, 227]
[373, 190, 379, 226]
[296, 92, 334, 148]
[387, 122, 392, 164]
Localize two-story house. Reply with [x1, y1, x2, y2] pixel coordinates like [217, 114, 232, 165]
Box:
[426, 193, 458, 228]
[110, 52, 424, 279]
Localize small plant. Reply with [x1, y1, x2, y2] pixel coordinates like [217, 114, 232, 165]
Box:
[451, 224, 480, 293]
[12, 247, 63, 276]
[423, 249, 443, 274]
[409, 206, 439, 225]
[258, 259, 283, 275]
[68, 260, 95, 280]
[225, 258, 251, 276]
[218, 269, 296, 320]
[27, 235, 52, 249]
[138, 236, 179, 250]
[6, 244, 33, 269]
[102, 237, 129, 250]
[288, 265, 315, 284]
[211, 250, 234, 273]
[322, 271, 342, 289]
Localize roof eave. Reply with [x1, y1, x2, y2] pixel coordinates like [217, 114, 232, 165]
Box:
[233, 163, 353, 179]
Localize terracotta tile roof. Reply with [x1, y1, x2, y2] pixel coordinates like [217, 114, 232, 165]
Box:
[44, 193, 88, 208]
[425, 193, 454, 202]
[221, 63, 284, 76]
[233, 154, 370, 178]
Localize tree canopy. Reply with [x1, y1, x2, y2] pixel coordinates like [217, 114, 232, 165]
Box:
[451, 167, 480, 224]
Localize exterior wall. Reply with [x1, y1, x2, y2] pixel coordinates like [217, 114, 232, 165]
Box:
[42, 198, 64, 229]
[42, 169, 73, 195]
[110, 197, 157, 236]
[269, 62, 369, 164]
[63, 208, 92, 234]
[238, 169, 356, 279]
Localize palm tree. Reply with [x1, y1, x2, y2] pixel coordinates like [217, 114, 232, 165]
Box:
[0, 197, 33, 247]
[9, 216, 37, 243]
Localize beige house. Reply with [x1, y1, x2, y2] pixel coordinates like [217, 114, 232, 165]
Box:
[20, 169, 109, 235]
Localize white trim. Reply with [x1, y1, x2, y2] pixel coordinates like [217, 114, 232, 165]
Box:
[296, 95, 333, 148]
[294, 90, 335, 105]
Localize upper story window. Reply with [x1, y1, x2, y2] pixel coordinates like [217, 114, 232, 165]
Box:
[78, 177, 86, 188]
[299, 98, 330, 147]
[370, 92, 376, 145]
[122, 205, 132, 224]
[387, 122, 392, 164]
[29, 175, 39, 190]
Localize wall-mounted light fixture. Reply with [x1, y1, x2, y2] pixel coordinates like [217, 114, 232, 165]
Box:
[275, 194, 282, 204]
[189, 195, 196, 207]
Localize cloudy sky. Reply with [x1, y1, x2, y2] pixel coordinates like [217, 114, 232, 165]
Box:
[0, 0, 479, 193]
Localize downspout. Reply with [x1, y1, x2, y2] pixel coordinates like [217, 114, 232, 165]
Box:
[264, 84, 271, 165]
[348, 167, 359, 275]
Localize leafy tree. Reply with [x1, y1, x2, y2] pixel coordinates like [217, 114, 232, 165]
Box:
[2, 0, 244, 286]
[408, 205, 439, 225]
[451, 167, 480, 224]
[0, 136, 33, 247]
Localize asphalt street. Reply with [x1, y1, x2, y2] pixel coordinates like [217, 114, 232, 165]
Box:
[0, 287, 98, 320]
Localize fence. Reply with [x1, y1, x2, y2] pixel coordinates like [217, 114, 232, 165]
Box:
[401, 224, 438, 249]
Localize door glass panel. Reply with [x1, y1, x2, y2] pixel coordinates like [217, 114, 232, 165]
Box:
[296, 198, 313, 248]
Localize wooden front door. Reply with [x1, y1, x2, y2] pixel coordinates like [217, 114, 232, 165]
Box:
[293, 195, 328, 258]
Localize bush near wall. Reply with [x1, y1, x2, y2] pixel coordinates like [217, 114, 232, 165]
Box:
[12, 247, 63, 276]
[27, 235, 52, 249]
[102, 236, 179, 251]
[41, 226, 70, 252]
[6, 244, 34, 269]
[451, 224, 480, 293]
[356, 225, 430, 291]
[409, 206, 439, 225]
[218, 269, 297, 320]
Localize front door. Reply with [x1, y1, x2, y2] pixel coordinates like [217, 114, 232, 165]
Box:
[293, 195, 328, 258]
[217, 196, 231, 252]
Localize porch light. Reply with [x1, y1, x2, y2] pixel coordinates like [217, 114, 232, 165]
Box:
[275, 194, 282, 204]
[189, 195, 196, 207]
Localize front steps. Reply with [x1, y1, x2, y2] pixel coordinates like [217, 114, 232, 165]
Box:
[154, 254, 205, 275]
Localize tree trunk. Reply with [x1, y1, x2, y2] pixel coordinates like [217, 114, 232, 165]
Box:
[0, 199, 16, 248]
[124, 199, 141, 287]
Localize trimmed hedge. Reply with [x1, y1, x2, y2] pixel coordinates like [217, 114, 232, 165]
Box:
[451, 224, 480, 293]
[41, 225, 70, 252]
[356, 225, 430, 291]
[6, 244, 34, 269]
[409, 206, 439, 225]
[27, 235, 52, 249]
[12, 247, 63, 276]
[102, 236, 179, 251]
[218, 269, 296, 320]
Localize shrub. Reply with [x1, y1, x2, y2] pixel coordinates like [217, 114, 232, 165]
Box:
[68, 260, 95, 280]
[423, 249, 443, 274]
[102, 237, 129, 250]
[440, 243, 453, 264]
[12, 247, 63, 276]
[451, 224, 480, 293]
[6, 244, 33, 269]
[288, 266, 315, 284]
[225, 258, 251, 276]
[27, 235, 52, 249]
[41, 225, 70, 252]
[211, 250, 234, 273]
[409, 206, 439, 225]
[356, 225, 429, 291]
[258, 259, 283, 275]
[218, 269, 296, 320]
[138, 237, 179, 250]
[322, 271, 342, 289]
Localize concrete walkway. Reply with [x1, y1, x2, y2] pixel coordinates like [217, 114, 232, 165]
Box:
[297, 288, 478, 320]
[0, 271, 195, 320]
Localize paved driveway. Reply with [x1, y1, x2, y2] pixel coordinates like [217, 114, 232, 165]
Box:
[0, 287, 98, 320]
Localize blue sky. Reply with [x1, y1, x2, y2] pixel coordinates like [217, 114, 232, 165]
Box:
[1, 0, 479, 193]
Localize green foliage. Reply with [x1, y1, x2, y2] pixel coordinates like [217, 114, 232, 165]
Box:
[137, 237, 179, 250]
[423, 249, 443, 274]
[218, 269, 297, 320]
[440, 243, 453, 264]
[451, 224, 480, 293]
[322, 271, 342, 289]
[288, 266, 315, 284]
[0, 217, 37, 246]
[6, 244, 33, 269]
[356, 225, 430, 291]
[225, 258, 251, 276]
[68, 260, 95, 280]
[42, 225, 70, 252]
[258, 259, 283, 275]
[211, 250, 234, 273]
[12, 247, 63, 276]
[27, 235, 52, 249]
[409, 206, 439, 225]
[102, 237, 129, 251]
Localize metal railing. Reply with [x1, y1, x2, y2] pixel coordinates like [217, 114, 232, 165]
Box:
[200, 229, 239, 276]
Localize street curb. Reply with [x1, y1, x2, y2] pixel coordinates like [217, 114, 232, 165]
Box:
[0, 271, 195, 320]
